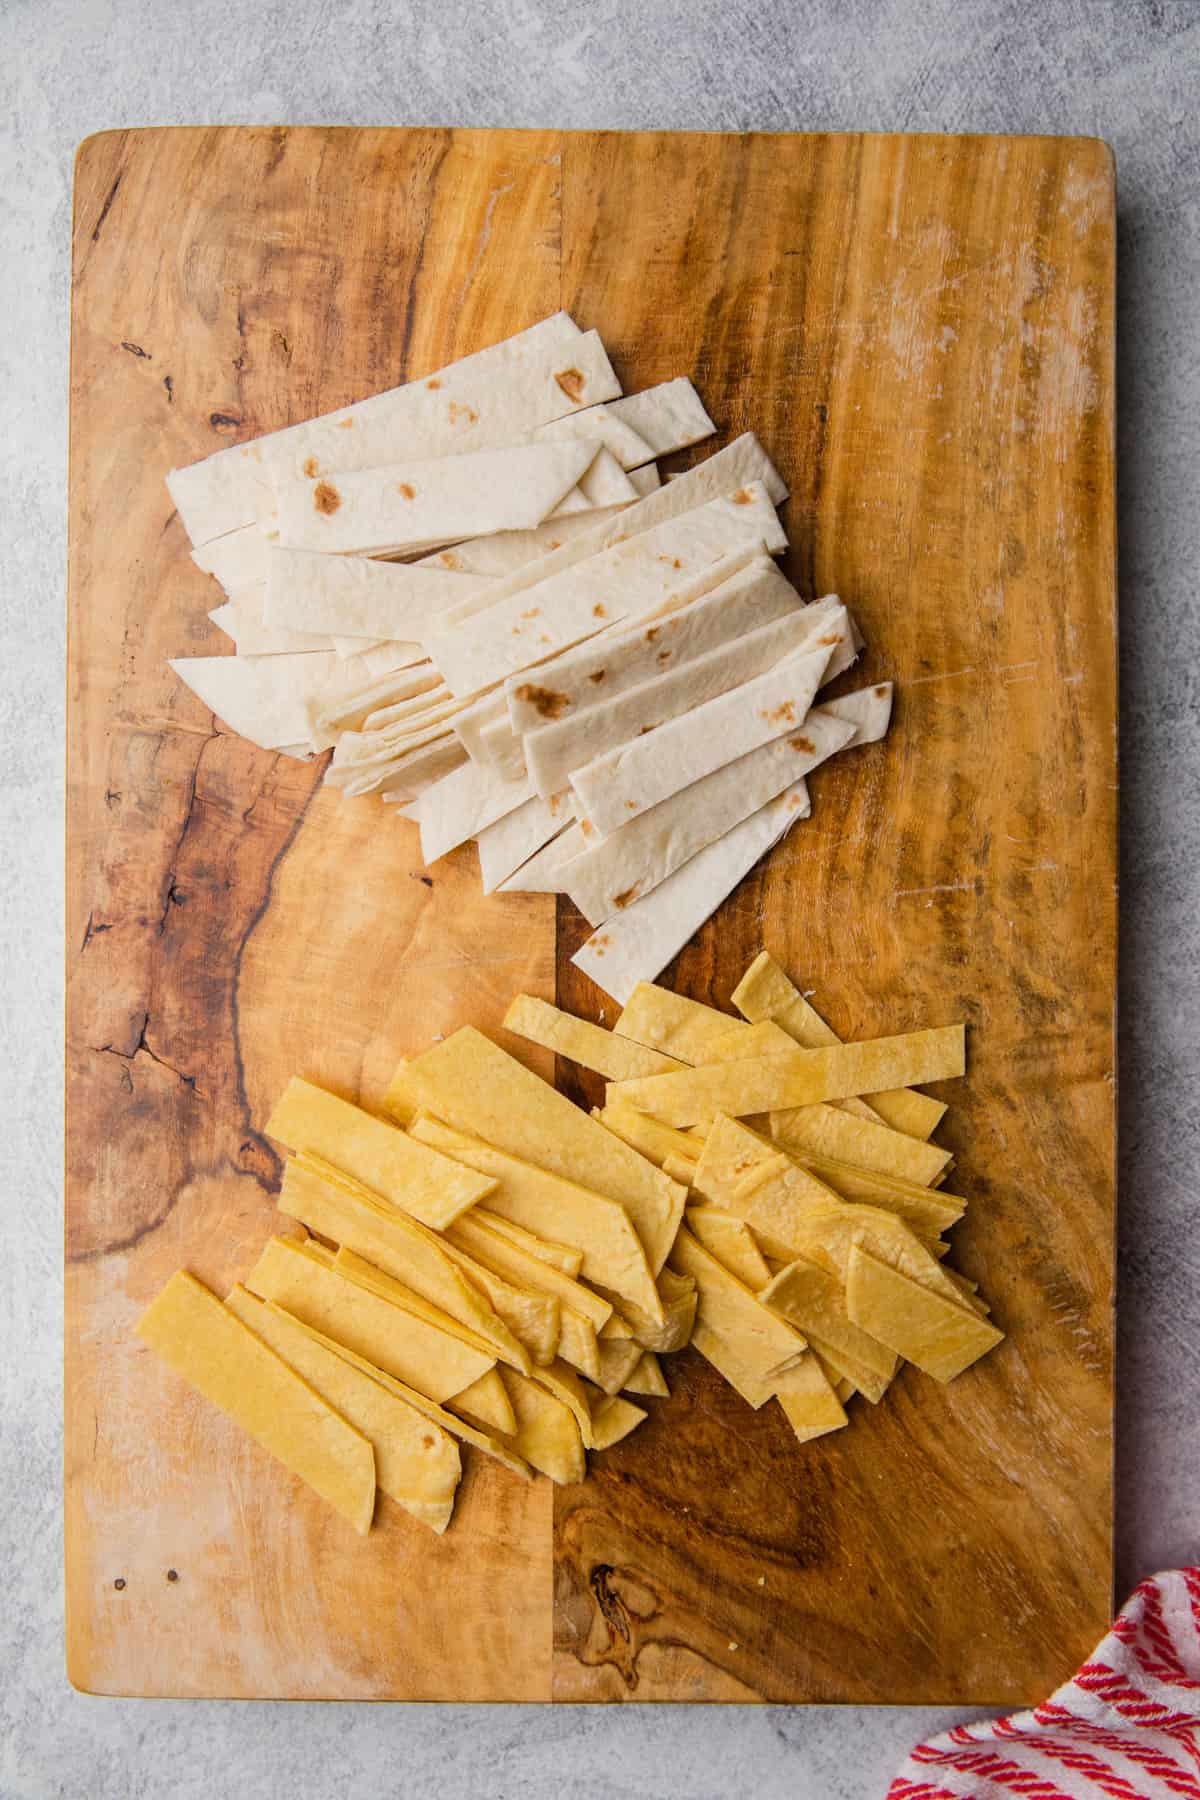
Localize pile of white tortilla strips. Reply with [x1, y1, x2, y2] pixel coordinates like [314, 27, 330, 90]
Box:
[167, 313, 893, 1000]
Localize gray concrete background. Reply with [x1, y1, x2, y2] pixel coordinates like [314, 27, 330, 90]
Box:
[3, 1, 1197, 1795]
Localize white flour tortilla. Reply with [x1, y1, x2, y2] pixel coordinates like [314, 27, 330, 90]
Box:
[571, 783, 811, 1003]
[415, 506, 631, 581]
[274, 440, 597, 556]
[570, 640, 835, 836]
[169, 651, 339, 751]
[263, 544, 490, 640]
[605, 379, 716, 461]
[417, 760, 534, 864]
[192, 521, 277, 595]
[531, 406, 653, 469]
[548, 448, 638, 514]
[207, 594, 334, 657]
[476, 790, 575, 893]
[627, 464, 661, 496]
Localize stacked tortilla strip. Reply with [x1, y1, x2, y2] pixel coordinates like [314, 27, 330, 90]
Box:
[167, 314, 893, 992]
[137, 954, 1000, 1539]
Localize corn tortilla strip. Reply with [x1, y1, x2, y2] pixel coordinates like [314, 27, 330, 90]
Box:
[690, 1319, 778, 1409]
[592, 1325, 646, 1395]
[634, 1268, 697, 1355]
[615, 984, 751, 1062]
[427, 482, 787, 696]
[560, 709, 856, 926]
[266, 1077, 494, 1228]
[554, 1308, 602, 1382]
[137, 1270, 375, 1535]
[847, 1247, 1003, 1382]
[208, 594, 334, 656]
[498, 1367, 587, 1483]
[589, 1392, 648, 1450]
[804, 1332, 891, 1405]
[417, 760, 533, 863]
[594, 1104, 700, 1169]
[263, 544, 490, 640]
[772, 1354, 849, 1443]
[403, 1114, 662, 1325]
[394, 1029, 685, 1276]
[279, 1155, 530, 1372]
[528, 1358, 596, 1449]
[606, 378, 716, 460]
[503, 994, 683, 1079]
[446, 1367, 517, 1436]
[506, 553, 810, 735]
[761, 1256, 898, 1384]
[477, 791, 575, 893]
[246, 1236, 495, 1402]
[445, 1211, 612, 1330]
[623, 1350, 669, 1397]
[732, 952, 946, 1140]
[526, 602, 848, 800]
[225, 1286, 460, 1532]
[574, 782, 811, 1004]
[477, 1210, 583, 1278]
[770, 1101, 952, 1187]
[669, 1226, 806, 1383]
[332, 1244, 543, 1367]
[662, 1153, 696, 1187]
[169, 650, 340, 751]
[608, 1025, 966, 1129]
[571, 640, 834, 836]
[687, 1207, 772, 1290]
[417, 1238, 560, 1367]
[783, 1151, 964, 1234]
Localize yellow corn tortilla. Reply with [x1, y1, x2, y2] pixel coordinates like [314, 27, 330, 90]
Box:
[226, 1285, 460, 1533]
[669, 1226, 807, 1384]
[406, 1236, 561, 1367]
[477, 1210, 583, 1277]
[266, 1077, 495, 1228]
[686, 1207, 772, 1290]
[593, 1316, 646, 1394]
[638, 1267, 698, 1354]
[846, 1246, 1004, 1382]
[529, 1357, 596, 1449]
[623, 1351, 669, 1397]
[784, 1151, 965, 1234]
[503, 994, 684, 1079]
[556, 1307, 602, 1382]
[406, 1114, 662, 1326]
[137, 1270, 375, 1535]
[497, 1367, 587, 1484]
[279, 1155, 531, 1372]
[607, 1024, 966, 1128]
[769, 1101, 952, 1188]
[731, 952, 947, 1140]
[691, 1115, 845, 1259]
[772, 1354, 849, 1444]
[805, 1332, 892, 1405]
[588, 1392, 647, 1451]
[594, 1103, 701, 1170]
[690, 1318, 777, 1408]
[614, 982, 751, 1063]
[245, 1236, 495, 1402]
[761, 1256, 898, 1384]
[392, 1029, 685, 1274]
[662, 1152, 697, 1188]
[445, 1211, 612, 1329]
[446, 1367, 517, 1436]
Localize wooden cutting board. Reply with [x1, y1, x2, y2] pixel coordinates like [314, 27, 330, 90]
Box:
[66, 126, 1116, 1704]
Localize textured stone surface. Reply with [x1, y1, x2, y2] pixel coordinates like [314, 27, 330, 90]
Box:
[4, 1, 1197, 1794]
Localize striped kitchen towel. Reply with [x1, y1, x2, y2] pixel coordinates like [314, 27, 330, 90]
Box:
[890, 1567, 1200, 1798]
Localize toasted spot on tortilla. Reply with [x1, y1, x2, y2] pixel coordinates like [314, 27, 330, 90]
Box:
[732, 487, 754, 504]
[439, 551, 461, 569]
[554, 367, 585, 402]
[303, 455, 321, 479]
[514, 683, 570, 721]
[657, 649, 671, 662]
[398, 482, 417, 499]
[521, 607, 540, 620]
[314, 481, 341, 515]
[426, 378, 442, 390]
[645, 626, 660, 642]
[337, 417, 354, 429]
[761, 700, 796, 726]
[819, 632, 844, 645]
[449, 400, 478, 425]
[875, 685, 889, 697]
[625, 799, 638, 810]
[789, 733, 816, 753]
[588, 670, 607, 685]
[593, 603, 607, 618]
[580, 819, 596, 838]
[612, 884, 641, 909]
[657, 554, 683, 569]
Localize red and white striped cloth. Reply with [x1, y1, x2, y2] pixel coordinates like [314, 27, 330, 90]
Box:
[890, 1568, 1200, 1799]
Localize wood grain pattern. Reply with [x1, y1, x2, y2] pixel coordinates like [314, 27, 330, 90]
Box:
[66, 127, 1116, 1704]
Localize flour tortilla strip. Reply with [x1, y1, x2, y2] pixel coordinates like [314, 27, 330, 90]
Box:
[313, 664, 445, 735]
[263, 544, 490, 639]
[331, 636, 425, 669]
[503, 995, 684, 1080]
[192, 521, 277, 595]
[278, 1154, 531, 1373]
[497, 824, 583, 894]
[560, 710, 856, 925]
[417, 760, 533, 863]
[137, 1270, 376, 1533]
[594, 1104, 700, 1170]
[846, 1246, 1003, 1382]
[623, 1351, 669, 1398]
[245, 1236, 495, 1407]
[770, 1098, 952, 1187]
[548, 447, 638, 513]
[530, 404, 654, 469]
[274, 439, 597, 557]
[332, 633, 389, 658]
[818, 683, 894, 745]
[427, 481, 787, 695]
[572, 639, 834, 836]
[761, 1256, 898, 1389]
[573, 781, 811, 1004]
[610, 1026, 965, 1129]
[166, 440, 275, 548]
[526, 603, 847, 799]
[207, 593, 334, 656]
[669, 1226, 807, 1382]
[606, 378, 716, 460]
[475, 716, 527, 781]
[687, 1207, 772, 1290]
[169, 650, 340, 751]
[360, 738, 467, 800]
[226, 1285, 461, 1532]
[731, 951, 946, 1141]
[772, 1354, 849, 1442]
[405, 1114, 662, 1326]
[477, 790, 575, 893]
[418, 506, 631, 583]
[448, 691, 509, 763]
[496, 1367, 586, 1483]
[627, 464, 661, 496]
[505, 555, 811, 735]
[588, 1392, 647, 1450]
[394, 1029, 685, 1277]
[265, 1076, 495, 1228]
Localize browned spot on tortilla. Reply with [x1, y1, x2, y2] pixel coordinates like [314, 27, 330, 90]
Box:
[788, 792, 804, 810]
[733, 1157, 754, 1175]
[588, 670, 606, 685]
[625, 799, 638, 810]
[426, 377, 442, 390]
[538, 634, 551, 643]
[513, 682, 570, 721]
[580, 819, 596, 838]
[875, 685, 889, 697]
[439, 551, 461, 570]
[313, 481, 341, 515]
[303, 455, 321, 479]
[761, 700, 796, 726]
[421, 1432, 436, 1448]
[337, 417, 354, 429]
[448, 400, 478, 424]
[593, 603, 607, 618]
[592, 933, 611, 954]
[732, 487, 754, 504]
[645, 626, 660, 642]
[819, 632, 844, 645]
[546, 538, 563, 550]
[789, 733, 816, 753]
[521, 607, 540, 619]
[638, 725, 655, 735]
[657, 649, 671, 662]
[398, 482, 416, 499]
[554, 367, 585, 402]
[612, 884, 641, 909]
[657, 554, 683, 569]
